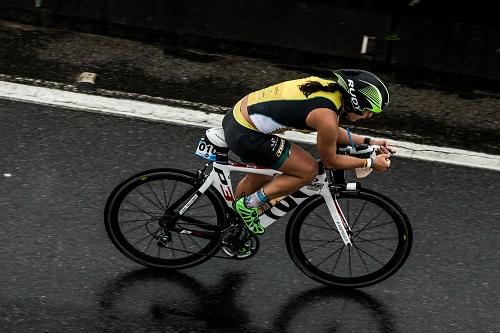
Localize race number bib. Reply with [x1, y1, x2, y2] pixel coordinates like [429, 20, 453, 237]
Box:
[194, 138, 216, 161]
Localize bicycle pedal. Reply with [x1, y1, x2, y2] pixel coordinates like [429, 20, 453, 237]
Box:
[221, 232, 259, 260]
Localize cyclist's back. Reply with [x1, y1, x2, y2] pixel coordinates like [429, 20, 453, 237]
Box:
[240, 76, 342, 134]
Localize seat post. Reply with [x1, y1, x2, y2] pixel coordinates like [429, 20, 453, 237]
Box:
[215, 146, 229, 164]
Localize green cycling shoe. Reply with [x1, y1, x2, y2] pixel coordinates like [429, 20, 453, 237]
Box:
[233, 196, 265, 235]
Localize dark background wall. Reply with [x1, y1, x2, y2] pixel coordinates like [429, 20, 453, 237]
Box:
[1, 0, 499, 85]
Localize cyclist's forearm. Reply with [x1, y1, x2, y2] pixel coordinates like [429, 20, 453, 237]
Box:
[337, 127, 366, 145]
[323, 154, 367, 170]
[317, 127, 367, 170]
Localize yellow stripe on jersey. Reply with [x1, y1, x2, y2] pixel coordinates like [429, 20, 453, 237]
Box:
[232, 98, 257, 131]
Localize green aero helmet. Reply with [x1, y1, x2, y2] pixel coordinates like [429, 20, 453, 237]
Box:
[333, 69, 390, 115]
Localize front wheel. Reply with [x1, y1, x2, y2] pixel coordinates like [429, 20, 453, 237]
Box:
[286, 188, 412, 288]
[104, 169, 228, 269]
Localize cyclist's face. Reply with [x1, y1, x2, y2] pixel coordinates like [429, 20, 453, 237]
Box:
[342, 95, 373, 122]
[341, 94, 373, 122]
[347, 110, 373, 122]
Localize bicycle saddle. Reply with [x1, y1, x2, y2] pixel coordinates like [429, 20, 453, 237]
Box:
[206, 127, 228, 148]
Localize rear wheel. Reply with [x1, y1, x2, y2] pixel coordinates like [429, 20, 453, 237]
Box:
[104, 169, 227, 269]
[286, 189, 412, 287]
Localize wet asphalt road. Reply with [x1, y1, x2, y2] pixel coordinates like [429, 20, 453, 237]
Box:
[0, 99, 499, 333]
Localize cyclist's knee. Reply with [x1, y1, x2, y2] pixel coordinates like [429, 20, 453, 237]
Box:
[301, 162, 318, 184]
[280, 144, 317, 184]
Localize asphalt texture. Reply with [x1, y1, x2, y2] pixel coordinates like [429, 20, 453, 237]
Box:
[0, 19, 499, 155]
[1, 99, 499, 332]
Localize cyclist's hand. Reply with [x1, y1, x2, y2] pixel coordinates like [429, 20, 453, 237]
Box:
[377, 145, 395, 156]
[372, 154, 391, 172]
[372, 138, 396, 155]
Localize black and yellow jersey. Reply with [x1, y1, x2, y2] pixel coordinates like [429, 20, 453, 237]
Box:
[233, 76, 342, 134]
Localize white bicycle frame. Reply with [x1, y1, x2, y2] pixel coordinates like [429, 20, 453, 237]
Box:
[180, 159, 355, 246]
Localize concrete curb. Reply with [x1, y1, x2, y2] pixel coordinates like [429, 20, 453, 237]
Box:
[1, 80, 499, 171]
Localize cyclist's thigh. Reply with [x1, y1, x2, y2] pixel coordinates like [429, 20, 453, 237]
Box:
[278, 143, 317, 178]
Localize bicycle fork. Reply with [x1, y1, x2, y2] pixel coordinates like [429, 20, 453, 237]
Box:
[321, 188, 353, 247]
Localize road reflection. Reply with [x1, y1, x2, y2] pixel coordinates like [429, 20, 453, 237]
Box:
[98, 268, 397, 333]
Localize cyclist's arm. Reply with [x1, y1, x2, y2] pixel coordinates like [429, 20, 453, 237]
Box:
[307, 109, 368, 170]
[337, 127, 366, 145]
[338, 127, 393, 151]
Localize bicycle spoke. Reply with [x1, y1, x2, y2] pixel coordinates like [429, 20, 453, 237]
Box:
[161, 180, 168, 210]
[167, 180, 178, 207]
[352, 208, 386, 238]
[123, 200, 159, 219]
[123, 219, 157, 235]
[119, 217, 157, 224]
[315, 244, 345, 267]
[349, 199, 368, 229]
[169, 187, 199, 211]
[311, 212, 339, 234]
[120, 208, 158, 216]
[303, 222, 339, 233]
[132, 233, 154, 247]
[352, 244, 385, 265]
[354, 221, 395, 235]
[146, 182, 166, 212]
[348, 247, 352, 277]
[303, 239, 340, 255]
[330, 245, 345, 274]
[300, 237, 342, 243]
[144, 234, 155, 253]
[134, 188, 165, 212]
[185, 234, 203, 250]
[353, 244, 371, 273]
[354, 236, 396, 252]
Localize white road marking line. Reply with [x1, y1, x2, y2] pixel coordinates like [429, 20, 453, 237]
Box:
[1, 80, 499, 171]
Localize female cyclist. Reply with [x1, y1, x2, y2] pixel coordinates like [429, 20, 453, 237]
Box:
[222, 69, 393, 235]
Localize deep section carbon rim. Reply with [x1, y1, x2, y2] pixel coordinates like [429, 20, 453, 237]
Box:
[104, 170, 226, 269]
[287, 190, 412, 287]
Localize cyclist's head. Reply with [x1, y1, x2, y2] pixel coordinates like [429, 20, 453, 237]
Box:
[333, 69, 390, 115]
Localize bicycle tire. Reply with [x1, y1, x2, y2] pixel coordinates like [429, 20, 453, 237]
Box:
[285, 188, 412, 288]
[104, 168, 227, 269]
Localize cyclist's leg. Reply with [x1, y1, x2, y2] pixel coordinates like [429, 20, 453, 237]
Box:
[235, 174, 272, 199]
[234, 143, 317, 235]
[261, 143, 317, 199]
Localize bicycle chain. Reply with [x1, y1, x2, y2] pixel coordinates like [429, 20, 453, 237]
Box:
[155, 223, 243, 260]
[156, 235, 243, 260]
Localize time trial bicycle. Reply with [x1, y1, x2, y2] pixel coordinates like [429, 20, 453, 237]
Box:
[104, 127, 412, 288]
